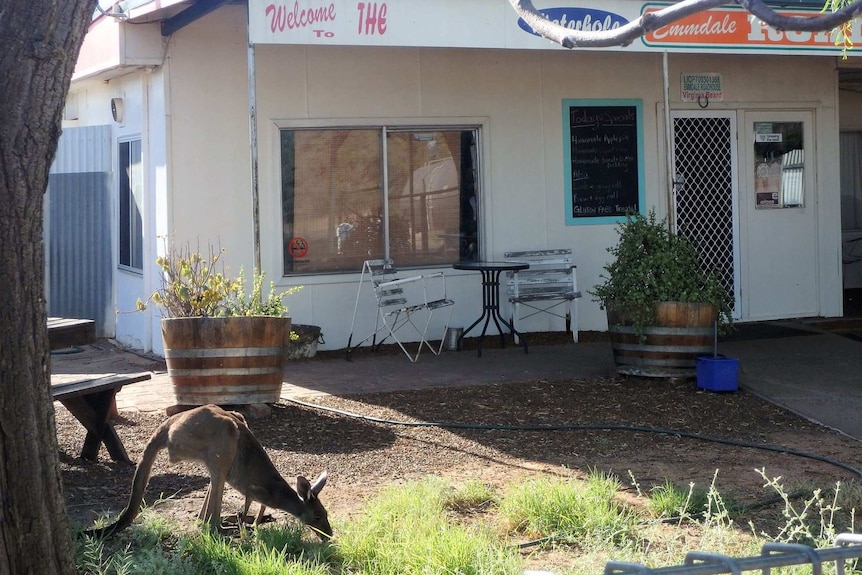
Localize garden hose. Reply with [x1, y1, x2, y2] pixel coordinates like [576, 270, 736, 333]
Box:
[284, 397, 862, 480]
[50, 346, 84, 355]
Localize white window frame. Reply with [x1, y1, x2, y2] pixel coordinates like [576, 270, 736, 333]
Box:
[118, 137, 144, 272]
[275, 117, 488, 276]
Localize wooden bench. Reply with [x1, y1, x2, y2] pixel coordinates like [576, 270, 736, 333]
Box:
[504, 249, 582, 343]
[52, 372, 152, 465]
[48, 317, 96, 350]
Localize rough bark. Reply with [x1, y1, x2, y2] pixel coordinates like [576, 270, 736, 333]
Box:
[0, 1, 93, 574]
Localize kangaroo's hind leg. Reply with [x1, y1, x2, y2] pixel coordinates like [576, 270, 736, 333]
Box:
[199, 485, 212, 521]
[198, 429, 239, 532]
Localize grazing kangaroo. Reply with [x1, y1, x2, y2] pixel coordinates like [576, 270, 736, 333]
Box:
[85, 404, 331, 539]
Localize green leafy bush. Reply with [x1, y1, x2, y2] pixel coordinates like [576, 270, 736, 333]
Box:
[590, 210, 732, 335]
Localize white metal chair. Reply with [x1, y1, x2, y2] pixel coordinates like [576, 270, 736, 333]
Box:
[504, 249, 581, 343]
[347, 259, 455, 362]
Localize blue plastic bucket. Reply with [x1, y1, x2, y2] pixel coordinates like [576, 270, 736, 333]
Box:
[696, 355, 739, 392]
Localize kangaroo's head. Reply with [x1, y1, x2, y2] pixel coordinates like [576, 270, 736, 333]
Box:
[296, 471, 332, 540]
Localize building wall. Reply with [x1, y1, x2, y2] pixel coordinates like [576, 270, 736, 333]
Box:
[66, 5, 846, 352]
[840, 88, 862, 131]
[154, 5, 843, 350]
[64, 67, 169, 351]
[839, 86, 862, 289]
[166, 10, 254, 266]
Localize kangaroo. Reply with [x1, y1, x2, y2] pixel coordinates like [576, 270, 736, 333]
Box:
[85, 404, 331, 539]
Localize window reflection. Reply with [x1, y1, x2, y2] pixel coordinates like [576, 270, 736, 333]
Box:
[281, 127, 480, 274]
[754, 122, 804, 209]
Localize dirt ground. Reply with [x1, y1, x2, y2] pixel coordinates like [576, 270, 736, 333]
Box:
[59, 367, 862, 545]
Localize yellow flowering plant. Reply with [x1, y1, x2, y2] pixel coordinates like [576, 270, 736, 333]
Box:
[137, 242, 300, 319]
[225, 267, 301, 317]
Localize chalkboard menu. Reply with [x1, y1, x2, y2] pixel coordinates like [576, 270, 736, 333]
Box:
[563, 99, 644, 225]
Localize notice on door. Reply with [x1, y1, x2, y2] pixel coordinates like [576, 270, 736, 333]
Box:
[563, 99, 645, 225]
[753, 121, 805, 209]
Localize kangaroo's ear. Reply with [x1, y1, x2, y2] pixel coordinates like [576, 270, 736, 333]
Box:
[296, 475, 312, 499]
[310, 471, 328, 496]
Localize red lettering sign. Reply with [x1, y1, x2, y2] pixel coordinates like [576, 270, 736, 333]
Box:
[266, 1, 336, 33]
[356, 2, 387, 36]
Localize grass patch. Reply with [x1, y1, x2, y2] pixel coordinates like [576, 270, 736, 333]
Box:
[76, 470, 861, 575]
[647, 480, 709, 520]
[498, 470, 638, 547]
[444, 479, 498, 513]
[79, 517, 331, 575]
[184, 527, 330, 575]
[334, 476, 522, 575]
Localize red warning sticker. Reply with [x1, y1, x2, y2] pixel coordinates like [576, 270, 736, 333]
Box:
[288, 237, 309, 259]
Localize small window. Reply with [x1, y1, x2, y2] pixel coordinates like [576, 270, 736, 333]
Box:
[119, 139, 143, 270]
[753, 122, 804, 209]
[280, 126, 480, 274]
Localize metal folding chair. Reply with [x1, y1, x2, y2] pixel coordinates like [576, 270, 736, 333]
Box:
[346, 259, 455, 362]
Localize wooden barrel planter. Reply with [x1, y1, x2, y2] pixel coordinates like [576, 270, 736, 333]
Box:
[607, 301, 716, 378]
[162, 316, 291, 405]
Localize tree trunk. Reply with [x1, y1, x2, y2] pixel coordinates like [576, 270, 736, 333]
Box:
[0, 1, 93, 574]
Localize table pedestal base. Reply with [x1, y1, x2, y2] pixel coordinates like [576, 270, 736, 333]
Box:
[457, 268, 528, 358]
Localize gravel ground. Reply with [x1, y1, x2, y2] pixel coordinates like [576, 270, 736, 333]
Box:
[59, 373, 862, 540]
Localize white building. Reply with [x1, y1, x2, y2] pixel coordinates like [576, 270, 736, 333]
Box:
[52, 0, 862, 355]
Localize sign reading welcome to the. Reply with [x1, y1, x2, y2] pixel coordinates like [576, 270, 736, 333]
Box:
[248, 0, 854, 56]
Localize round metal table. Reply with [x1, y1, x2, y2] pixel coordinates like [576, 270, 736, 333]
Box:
[452, 261, 529, 357]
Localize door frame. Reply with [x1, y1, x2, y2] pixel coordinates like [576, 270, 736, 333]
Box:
[670, 109, 742, 318]
[738, 109, 818, 321]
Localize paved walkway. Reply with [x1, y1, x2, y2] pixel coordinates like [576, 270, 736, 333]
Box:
[721, 329, 862, 439]
[51, 338, 619, 414]
[49, 320, 862, 441]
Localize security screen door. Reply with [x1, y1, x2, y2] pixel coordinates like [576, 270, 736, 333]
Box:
[671, 111, 741, 317]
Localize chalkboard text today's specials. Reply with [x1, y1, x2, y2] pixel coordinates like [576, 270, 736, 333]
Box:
[563, 100, 643, 224]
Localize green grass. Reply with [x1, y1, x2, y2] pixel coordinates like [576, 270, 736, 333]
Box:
[76, 471, 861, 575]
[444, 478, 498, 513]
[334, 476, 522, 575]
[647, 480, 709, 520]
[184, 527, 330, 575]
[78, 520, 332, 575]
[498, 470, 638, 548]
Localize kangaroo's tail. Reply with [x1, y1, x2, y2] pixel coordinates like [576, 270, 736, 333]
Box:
[82, 422, 171, 539]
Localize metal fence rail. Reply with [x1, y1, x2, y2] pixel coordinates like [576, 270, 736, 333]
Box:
[605, 534, 862, 575]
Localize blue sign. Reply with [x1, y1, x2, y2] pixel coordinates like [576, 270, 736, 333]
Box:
[517, 7, 629, 36]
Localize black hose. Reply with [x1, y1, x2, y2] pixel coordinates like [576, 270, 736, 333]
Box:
[51, 346, 84, 355]
[284, 397, 862, 480]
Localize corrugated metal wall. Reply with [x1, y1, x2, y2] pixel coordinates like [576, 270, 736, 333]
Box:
[46, 125, 114, 337]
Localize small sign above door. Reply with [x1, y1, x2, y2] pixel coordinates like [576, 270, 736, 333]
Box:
[681, 73, 724, 103]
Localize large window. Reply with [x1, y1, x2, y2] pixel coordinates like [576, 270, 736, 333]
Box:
[118, 139, 143, 271]
[280, 127, 480, 274]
